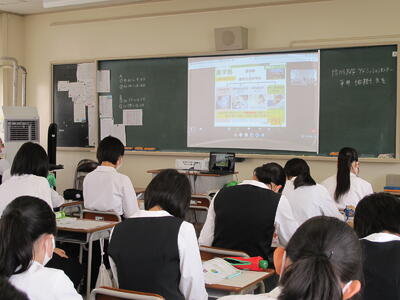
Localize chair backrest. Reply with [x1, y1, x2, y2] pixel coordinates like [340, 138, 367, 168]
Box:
[74, 159, 99, 190]
[91, 287, 165, 300]
[82, 209, 122, 222]
[199, 245, 250, 261]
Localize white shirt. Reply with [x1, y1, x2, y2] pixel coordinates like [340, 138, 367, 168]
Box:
[0, 174, 52, 216]
[0, 158, 10, 176]
[109, 210, 208, 300]
[321, 173, 373, 209]
[282, 178, 344, 225]
[219, 287, 281, 300]
[9, 260, 82, 300]
[83, 166, 139, 218]
[1, 170, 64, 209]
[198, 180, 298, 247]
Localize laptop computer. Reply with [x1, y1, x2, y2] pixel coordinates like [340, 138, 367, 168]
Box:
[201, 152, 235, 175]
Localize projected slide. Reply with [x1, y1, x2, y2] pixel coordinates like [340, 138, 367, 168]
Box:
[187, 52, 320, 152]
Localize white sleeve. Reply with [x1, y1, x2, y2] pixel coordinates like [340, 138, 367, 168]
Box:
[274, 195, 298, 247]
[54, 271, 83, 300]
[178, 222, 208, 300]
[51, 189, 65, 208]
[319, 186, 344, 221]
[121, 176, 139, 218]
[198, 192, 218, 246]
[38, 179, 53, 210]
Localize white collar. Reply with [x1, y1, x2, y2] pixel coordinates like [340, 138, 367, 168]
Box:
[362, 232, 400, 243]
[96, 166, 117, 172]
[240, 179, 270, 190]
[131, 209, 172, 218]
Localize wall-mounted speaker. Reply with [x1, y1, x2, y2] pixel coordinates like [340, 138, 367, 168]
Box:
[214, 26, 248, 51]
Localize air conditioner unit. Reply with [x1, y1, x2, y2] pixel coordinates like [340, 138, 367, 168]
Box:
[3, 106, 39, 165]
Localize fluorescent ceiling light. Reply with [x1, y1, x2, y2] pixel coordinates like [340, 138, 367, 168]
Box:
[43, 0, 109, 8]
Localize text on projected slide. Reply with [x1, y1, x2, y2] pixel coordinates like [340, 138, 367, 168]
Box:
[187, 52, 320, 152]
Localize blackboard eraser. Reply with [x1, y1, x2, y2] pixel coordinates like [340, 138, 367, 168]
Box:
[144, 147, 157, 151]
[377, 153, 394, 159]
[134, 147, 144, 151]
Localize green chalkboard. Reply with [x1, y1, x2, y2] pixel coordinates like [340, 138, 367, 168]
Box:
[98, 45, 397, 156]
[319, 45, 397, 156]
[99, 58, 188, 150]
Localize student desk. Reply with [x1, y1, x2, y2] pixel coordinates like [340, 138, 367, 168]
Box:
[147, 169, 237, 194]
[56, 218, 117, 299]
[200, 248, 275, 297]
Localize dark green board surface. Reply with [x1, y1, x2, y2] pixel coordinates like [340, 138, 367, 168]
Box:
[94, 45, 397, 156]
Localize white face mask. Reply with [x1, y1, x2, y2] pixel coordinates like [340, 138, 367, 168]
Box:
[43, 236, 55, 266]
[342, 280, 353, 294]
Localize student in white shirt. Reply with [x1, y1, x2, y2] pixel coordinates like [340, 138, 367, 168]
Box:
[0, 196, 82, 300]
[354, 193, 400, 300]
[199, 163, 298, 259]
[0, 142, 53, 215]
[283, 158, 343, 225]
[321, 147, 373, 210]
[83, 136, 138, 218]
[219, 216, 362, 300]
[108, 169, 208, 300]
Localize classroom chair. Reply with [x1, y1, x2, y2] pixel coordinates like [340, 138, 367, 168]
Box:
[81, 209, 122, 222]
[187, 195, 210, 236]
[200, 245, 266, 294]
[91, 287, 165, 300]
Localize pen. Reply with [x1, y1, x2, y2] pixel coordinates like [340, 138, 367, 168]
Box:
[226, 272, 241, 279]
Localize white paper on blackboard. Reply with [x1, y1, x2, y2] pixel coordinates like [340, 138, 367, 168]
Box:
[123, 109, 143, 126]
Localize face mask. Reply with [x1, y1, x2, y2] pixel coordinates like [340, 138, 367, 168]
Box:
[43, 236, 55, 266]
[342, 280, 352, 294]
[116, 162, 122, 170]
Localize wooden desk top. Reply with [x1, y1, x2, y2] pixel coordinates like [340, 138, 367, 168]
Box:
[147, 169, 237, 177]
[57, 219, 117, 233]
[60, 200, 83, 208]
[205, 270, 274, 292]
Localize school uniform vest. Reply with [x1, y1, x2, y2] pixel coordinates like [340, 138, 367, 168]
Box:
[213, 184, 281, 259]
[108, 216, 184, 300]
[360, 240, 400, 300]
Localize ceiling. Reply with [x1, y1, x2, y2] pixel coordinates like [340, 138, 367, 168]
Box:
[0, 0, 159, 15]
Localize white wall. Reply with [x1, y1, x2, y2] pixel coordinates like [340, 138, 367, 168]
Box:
[15, 0, 400, 192]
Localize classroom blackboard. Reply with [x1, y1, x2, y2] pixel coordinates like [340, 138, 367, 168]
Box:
[53, 64, 89, 147]
[95, 44, 397, 156]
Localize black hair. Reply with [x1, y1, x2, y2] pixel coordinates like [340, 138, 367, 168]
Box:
[284, 158, 316, 189]
[0, 277, 28, 300]
[254, 162, 286, 193]
[279, 216, 362, 300]
[97, 136, 125, 165]
[0, 196, 56, 278]
[334, 147, 358, 202]
[144, 169, 191, 219]
[354, 192, 400, 238]
[10, 142, 48, 178]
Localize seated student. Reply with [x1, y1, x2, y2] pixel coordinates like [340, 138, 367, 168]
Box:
[83, 136, 138, 218]
[0, 196, 82, 300]
[199, 163, 298, 260]
[108, 169, 208, 300]
[321, 147, 373, 210]
[354, 193, 400, 300]
[283, 158, 343, 225]
[0, 138, 10, 184]
[0, 142, 55, 214]
[219, 216, 362, 300]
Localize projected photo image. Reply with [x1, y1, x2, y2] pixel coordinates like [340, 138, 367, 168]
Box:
[188, 52, 320, 152]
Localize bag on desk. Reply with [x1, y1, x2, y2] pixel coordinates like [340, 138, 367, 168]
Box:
[95, 238, 116, 288]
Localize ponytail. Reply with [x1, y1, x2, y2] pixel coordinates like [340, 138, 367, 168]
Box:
[279, 256, 342, 300]
[334, 147, 358, 202]
[284, 158, 316, 189]
[0, 196, 56, 278]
